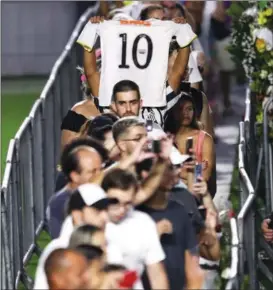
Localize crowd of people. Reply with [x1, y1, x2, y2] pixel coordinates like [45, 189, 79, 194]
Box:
[33, 1, 242, 289]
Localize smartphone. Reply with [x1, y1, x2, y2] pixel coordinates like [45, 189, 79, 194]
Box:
[147, 140, 161, 154]
[268, 212, 273, 229]
[185, 137, 193, 155]
[146, 120, 153, 132]
[152, 140, 161, 154]
[198, 206, 207, 220]
[194, 163, 202, 183]
[118, 270, 138, 288]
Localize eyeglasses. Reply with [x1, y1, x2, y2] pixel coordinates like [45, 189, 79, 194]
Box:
[122, 135, 147, 142]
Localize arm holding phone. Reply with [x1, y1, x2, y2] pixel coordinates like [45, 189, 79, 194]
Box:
[192, 177, 218, 217]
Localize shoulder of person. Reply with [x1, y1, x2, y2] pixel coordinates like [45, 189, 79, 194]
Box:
[72, 101, 89, 114]
[203, 131, 213, 142]
[132, 210, 157, 226]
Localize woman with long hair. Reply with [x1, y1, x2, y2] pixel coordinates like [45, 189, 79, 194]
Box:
[164, 94, 216, 197]
[60, 66, 101, 151]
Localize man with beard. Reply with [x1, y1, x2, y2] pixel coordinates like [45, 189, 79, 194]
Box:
[111, 80, 142, 118]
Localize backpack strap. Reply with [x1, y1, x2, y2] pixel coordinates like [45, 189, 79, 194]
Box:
[195, 131, 206, 163]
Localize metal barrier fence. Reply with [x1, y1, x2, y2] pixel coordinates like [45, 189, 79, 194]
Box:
[263, 96, 273, 214]
[236, 87, 273, 290]
[0, 3, 99, 289]
[225, 218, 239, 290]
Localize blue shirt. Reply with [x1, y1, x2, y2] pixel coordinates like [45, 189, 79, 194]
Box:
[46, 188, 72, 239]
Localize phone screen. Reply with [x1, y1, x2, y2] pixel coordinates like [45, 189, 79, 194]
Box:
[194, 163, 202, 183]
[152, 140, 161, 154]
[186, 137, 193, 155]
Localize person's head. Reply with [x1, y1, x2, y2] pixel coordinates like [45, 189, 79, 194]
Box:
[72, 245, 105, 290]
[170, 3, 185, 19]
[161, 1, 182, 19]
[102, 169, 138, 223]
[84, 115, 120, 161]
[180, 83, 203, 119]
[67, 184, 118, 229]
[160, 163, 180, 192]
[45, 248, 89, 290]
[69, 225, 107, 252]
[164, 94, 199, 134]
[112, 117, 147, 155]
[139, 4, 164, 20]
[61, 138, 108, 186]
[111, 80, 142, 118]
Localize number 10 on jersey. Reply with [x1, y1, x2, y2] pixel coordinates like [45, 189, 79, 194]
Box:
[119, 33, 153, 70]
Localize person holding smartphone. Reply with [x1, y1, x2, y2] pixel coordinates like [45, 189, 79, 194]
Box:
[261, 213, 273, 243]
[164, 93, 216, 197]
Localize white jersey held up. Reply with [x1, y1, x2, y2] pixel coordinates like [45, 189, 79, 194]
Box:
[77, 19, 196, 107]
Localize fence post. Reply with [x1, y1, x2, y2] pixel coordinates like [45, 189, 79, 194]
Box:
[263, 95, 273, 214]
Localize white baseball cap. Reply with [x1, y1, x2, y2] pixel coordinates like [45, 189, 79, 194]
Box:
[67, 184, 118, 214]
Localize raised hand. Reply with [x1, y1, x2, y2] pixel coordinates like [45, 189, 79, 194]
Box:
[156, 219, 173, 237]
[261, 219, 273, 242]
[192, 177, 208, 197]
[89, 16, 105, 23]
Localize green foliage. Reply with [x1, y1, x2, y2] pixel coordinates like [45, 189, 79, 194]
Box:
[259, 1, 269, 10]
[227, 1, 251, 19]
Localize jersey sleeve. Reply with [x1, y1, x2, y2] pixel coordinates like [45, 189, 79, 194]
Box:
[77, 22, 99, 52]
[143, 216, 166, 265]
[175, 23, 197, 48]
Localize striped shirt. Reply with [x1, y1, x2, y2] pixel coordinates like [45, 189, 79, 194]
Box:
[141, 83, 181, 127]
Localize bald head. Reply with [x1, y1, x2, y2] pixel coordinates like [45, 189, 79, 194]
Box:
[67, 147, 103, 185]
[45, 248, 88, 289]
[61, 137, 108, 183]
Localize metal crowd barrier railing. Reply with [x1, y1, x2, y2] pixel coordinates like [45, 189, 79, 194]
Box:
[0, 3, 99, 289]
[236, 86, 273, 290]
[263, 95, 273, 214]
[225, 218, 239, 290]
[237, 120, 257, 290]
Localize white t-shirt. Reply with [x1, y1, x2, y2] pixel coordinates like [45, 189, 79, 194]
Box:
[105, 209, 165, 289]
[77, 19, 196, 107]
[33, 217, 74, 289]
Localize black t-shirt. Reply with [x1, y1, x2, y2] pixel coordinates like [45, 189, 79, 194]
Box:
[170, 186, 205, 234]
[137, 200, 198, 290]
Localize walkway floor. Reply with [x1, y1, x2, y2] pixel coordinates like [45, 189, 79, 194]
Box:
[213, 85, 246, 211]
